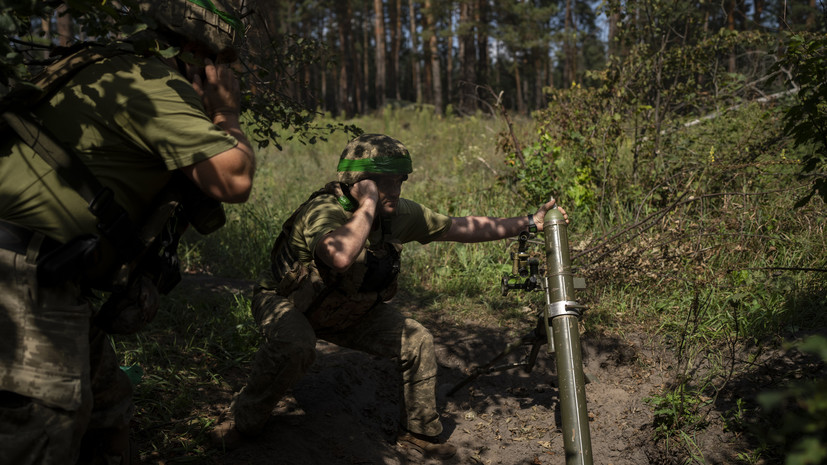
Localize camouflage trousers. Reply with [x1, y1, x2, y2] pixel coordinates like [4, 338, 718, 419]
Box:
[0, 239, 133, 465]
[231, 287, 442, 437]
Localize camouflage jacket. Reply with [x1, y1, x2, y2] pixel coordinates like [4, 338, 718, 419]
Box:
[269, 182, 402, 331]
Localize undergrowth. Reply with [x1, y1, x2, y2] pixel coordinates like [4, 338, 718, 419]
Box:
[112, 93, 825, 462]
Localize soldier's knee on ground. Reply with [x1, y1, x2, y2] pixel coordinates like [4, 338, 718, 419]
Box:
[402, 320, 435, 356]
[280, 339, 316, 373]
[398, 320, 438, 382]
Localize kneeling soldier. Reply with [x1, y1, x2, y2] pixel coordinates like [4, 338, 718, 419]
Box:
[213, 134, 565, 459]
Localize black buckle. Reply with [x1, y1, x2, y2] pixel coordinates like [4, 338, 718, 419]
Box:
[527, 214, 537, 233]
[88, 187, 119, 224]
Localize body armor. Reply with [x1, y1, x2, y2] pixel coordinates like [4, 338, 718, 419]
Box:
[270, 182, 402, 331]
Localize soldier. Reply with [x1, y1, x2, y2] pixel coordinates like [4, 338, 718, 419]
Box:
[0, 1, 254, 463]
[212, 134, 566, 459]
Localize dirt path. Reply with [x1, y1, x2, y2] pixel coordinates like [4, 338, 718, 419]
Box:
[206, 322, 736, 464]
[154, 276, 744, 465]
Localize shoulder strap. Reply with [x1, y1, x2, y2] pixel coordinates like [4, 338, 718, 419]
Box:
[1, 42, 134, 115]
[270, 182, 346, 279]
[1, 110, 144, 262]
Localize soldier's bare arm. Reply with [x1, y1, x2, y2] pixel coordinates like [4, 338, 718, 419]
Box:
[181, 58, 256, 203]
[315, 179, 379, 272]
[436, 197, 567, 243]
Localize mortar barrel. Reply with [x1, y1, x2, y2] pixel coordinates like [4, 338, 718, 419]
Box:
[552, 315, 593, 465]
[543, 208, 574, 303]
[544, 207, 593, 465]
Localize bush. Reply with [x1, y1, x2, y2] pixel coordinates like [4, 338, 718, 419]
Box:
[757, 335, 827, 465]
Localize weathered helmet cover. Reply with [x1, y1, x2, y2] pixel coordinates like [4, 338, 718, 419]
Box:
[139, 0, 244, 61]
[337, 134, 413, 184]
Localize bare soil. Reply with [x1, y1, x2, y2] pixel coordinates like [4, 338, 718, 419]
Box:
[139, 276, 751, 465]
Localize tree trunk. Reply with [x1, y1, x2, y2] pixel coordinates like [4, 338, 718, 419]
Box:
[608, 9, 619, 56]
[534, 51, 545, 110]
[425, 0, 443, 115]
[807, 0, 817, 29]
[409, 0, 423, 104]
[445, 1, 454, 109]
[337, 1, 354, 117]
[475, 0, 488, 90]
[320, 16, 328, 112]
[727, 0, 736, 73]
[514, 58, 524, 114]
[373, 0, 387, 109]
[563, 0, 576, 85]
[423, 23, 433, 105]
[753, 0, 764, 26]
[359, 3, 368, 113]
[458, 0, 476, 114]
[492, 40, 499, 92]
[390, 0, 402, 100]
[286, 3, 297, 102]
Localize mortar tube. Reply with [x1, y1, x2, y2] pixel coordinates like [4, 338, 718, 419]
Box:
[544, 207, 593, 465]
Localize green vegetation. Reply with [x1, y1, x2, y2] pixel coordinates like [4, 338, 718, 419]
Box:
[114, 94, 825, 462]
[4, 1, 823, 463]
[113, 21, 824, 465]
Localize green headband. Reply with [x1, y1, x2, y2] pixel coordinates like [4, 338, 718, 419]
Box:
[187, 0, 244, 34]
[337, 156, 412, 175]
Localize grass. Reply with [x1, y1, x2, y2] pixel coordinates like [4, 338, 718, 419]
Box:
[111, 102, 826, 463]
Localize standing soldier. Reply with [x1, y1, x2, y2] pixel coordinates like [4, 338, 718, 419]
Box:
[212, 134, 565, 459]
[0, 1, 255, 463]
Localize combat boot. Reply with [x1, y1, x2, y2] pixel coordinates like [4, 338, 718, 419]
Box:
[209, 412, 250, 451]
[397, 430, 457, 459]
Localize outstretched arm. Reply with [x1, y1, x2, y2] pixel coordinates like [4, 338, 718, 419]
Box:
[435, 196, 568, 244]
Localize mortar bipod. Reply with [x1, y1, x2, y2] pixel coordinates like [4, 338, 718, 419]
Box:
[446, 311, 549, 397]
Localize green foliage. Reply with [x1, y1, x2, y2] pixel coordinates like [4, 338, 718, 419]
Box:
[776, 32, 827, 206]
[0, 2, 358, 148]
[757, 336, 827, 465]
[500, 10, 826, 462]
[0, 1, 56, 93]
[113, 93, 826, 461]
[645, 384, 709, 438]
[505, 83, 617, 227]
[114, 289, 259, 457]
[241, 34, 362, 149]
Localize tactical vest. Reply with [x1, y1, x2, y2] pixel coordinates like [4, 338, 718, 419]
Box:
[270, 182, 402, 331]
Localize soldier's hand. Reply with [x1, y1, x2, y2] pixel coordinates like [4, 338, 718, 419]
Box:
[191, 58, 240, 122]
[349, 179, 379, 209]
[532, 196, 569, 232]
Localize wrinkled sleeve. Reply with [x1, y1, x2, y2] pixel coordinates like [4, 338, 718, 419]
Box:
[115, 66, 238, 170]
[394, 199, 453, 245]
[300, 196, 351, 263]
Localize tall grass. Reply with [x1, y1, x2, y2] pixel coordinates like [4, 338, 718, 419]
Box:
[180, 107, 543, 324]
[114, 103, 826, 463]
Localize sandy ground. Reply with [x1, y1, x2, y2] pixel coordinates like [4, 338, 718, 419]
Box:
[186, 305, 741, 465]
[131, 275, 767, 465]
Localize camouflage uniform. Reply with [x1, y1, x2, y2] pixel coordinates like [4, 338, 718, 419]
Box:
[230, 134, 450, 438]
[0, 236, 133, 465]
[232, 288, 441, 436]
[0, 4, 245, 460]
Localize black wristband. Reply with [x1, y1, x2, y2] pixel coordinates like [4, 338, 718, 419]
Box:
[527, 214, 537, 233]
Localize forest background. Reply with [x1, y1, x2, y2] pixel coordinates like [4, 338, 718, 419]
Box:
[2, 1, 827, 464]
